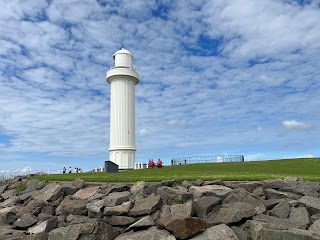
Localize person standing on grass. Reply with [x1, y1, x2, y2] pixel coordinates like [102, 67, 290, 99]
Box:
[69, 167, 72, 173]
[149, 159, 155, 168]
[157, 159, 163, 168]
[63, 167, 66, 174]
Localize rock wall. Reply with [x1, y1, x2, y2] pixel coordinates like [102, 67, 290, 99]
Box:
[1, 176, 320, 239]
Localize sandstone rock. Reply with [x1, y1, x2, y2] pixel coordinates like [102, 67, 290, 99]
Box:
[189, 185, 232, 198]
[270, 200, 290, 218]
[129, 195, 161, 216]
[170, 201, 193, 217]
[27, 216, 58, 234]
[190, 224, 239, 240]
[13, 213, 38, 230]
[193, 196, 221, 218]
[206, 202, 256, 226]
[56, 198, 88, 215]
[298, 196, 320, 215]
[246, 220, 320, 240]
[72, 186, 99, 200]
[104, 201, 133, 216]
[157, 215, 206, 239]
[289, 207, 311, 227]
[115, 226, 176, 240]
[103, 191, 131, 207]
[33, 183, 63, 202]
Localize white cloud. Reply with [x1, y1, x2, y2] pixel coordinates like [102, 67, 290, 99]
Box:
[140, 128, 151, 136]
[282, 120, 311, 130]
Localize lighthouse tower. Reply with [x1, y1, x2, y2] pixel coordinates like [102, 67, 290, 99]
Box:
[106, 49, 139, 169]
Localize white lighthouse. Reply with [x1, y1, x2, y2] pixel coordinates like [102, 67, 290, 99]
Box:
[106, 48, 139, 169]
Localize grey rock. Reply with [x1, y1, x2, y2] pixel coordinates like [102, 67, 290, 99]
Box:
[289, 207, 311, 227]
[65, 214, 97, 225]
[61, 183, 78, 196]
[115, 226, 176, 240]
[311, 213, 320, 222]
[0, 184, 8, 194]
[13, 213, 38, 230]
[309, 219, 320, 232]
[27, 216, 58, 234]
[182, 181, 193, 189]
[72, 178, 85, 189]
[157, 215, 206, 239]
[193, 179, 204, 186]
[157, 186, 192, 204]
[281, 182, 320, 197]
[246, 220, 320, 240]
[270, 200, 290, 218]
[162, 179, 181, 187]
[87, 199, 104, 218]
[193, 196, 221, 218]
[284, 176, 302, 183]
[103, 191, 131, 207]
[298, 196, 320, 215]
[265, 188, 300, 200]
[18, 190, 37, 202]
[0, 206, 18, 224]
[145, 183, 162, 195]
[72, 186, 99, 200]
[129, 188, 147, 201]
[170, 201, 193, 217]
[129, 195, 161, 216]
[190, 224, 239, 240]
[105, 184, 131, 195]
[125, 215, 154, 231]
[104, 201, 133, 216]
[262, 179, 286, 189]
[159, 205, 171, 219]
[37, 213, 53, 221]
[206, 202, 256, 226]
[33, 183, 63, 202]
[189, 185, 232, 198]
[231, 226, 250, 240]
[17, 199, 46, 218]
[48, 221, 119, 240]
[1, 189, 15, 200]
[262, 199, 283, 210]
[253, 214, 307, 229]
[252, 186, 266, 199]
[130, 181, 146, 194]
[40, 206, 55, 216]
[108, 216, 136, 226]
[0, 196, 21, 208]
[56, 198, 88, 215]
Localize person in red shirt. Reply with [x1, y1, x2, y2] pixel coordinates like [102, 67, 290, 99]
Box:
[149, 159, 155, 168]
[157, 159, 163, 168]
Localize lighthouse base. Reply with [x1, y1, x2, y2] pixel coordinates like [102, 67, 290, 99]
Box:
[109, 149, 135, 170]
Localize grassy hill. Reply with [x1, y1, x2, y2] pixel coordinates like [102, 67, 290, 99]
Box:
[29, 158, 320, 182]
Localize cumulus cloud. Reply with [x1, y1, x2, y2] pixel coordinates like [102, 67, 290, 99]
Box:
[282, 120, 311, 130]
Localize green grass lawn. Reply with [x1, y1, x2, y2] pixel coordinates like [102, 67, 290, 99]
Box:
[29, 158, 320, 183]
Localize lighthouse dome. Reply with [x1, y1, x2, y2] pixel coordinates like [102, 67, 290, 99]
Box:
[112, 48, 134, 69]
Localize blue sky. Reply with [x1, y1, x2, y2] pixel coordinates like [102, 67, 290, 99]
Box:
[0, 0, 319, 172]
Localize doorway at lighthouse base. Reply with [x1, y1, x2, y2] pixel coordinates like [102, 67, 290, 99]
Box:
[110, 150, 135, 170]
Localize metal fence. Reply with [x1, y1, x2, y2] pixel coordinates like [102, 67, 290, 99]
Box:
[171, 155, 244, 165]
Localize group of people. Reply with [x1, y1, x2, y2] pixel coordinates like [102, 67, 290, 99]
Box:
[62, 167, 82, 174]
[148, 159, 163, 168]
